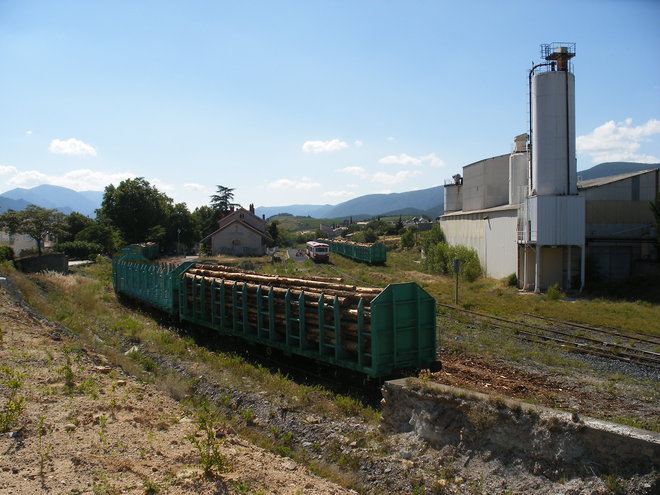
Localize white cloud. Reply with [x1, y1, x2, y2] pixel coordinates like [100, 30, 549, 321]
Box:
[577, 118, 660, 163]
[183, 183, 208, 192]
[337, 166, 368, 178]
[49, 138, 97, 156]
[386, 136, 395, 141]
[372, 170, 422, 185]
[6, 168, 134, 191]
[420, 153, 445, 167]
[379, 153, 421, 166]
[379, 152, 446, 167]
[25, 130, 32, 135]
[302, 139, 348, 153]
[267, 177, 321, 190]
[354, 140, 364, 147]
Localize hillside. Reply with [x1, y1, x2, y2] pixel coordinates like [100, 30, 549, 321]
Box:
[577, 161, 659, 181]
[0, 185, 102, 217]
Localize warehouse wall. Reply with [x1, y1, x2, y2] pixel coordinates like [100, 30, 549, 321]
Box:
[441, 208, 518, 279]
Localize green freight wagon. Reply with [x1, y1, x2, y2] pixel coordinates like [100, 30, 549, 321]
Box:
[112, 246, 437, 378]
[325, 239, 387, 265]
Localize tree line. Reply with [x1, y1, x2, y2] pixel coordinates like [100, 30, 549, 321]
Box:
[0, 179, 239, 259]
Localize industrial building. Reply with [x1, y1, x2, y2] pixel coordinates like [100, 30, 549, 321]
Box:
[440, 43, 659, 292]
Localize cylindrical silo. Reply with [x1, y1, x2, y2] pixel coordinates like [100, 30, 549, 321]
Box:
[531, 68, 576, 196]
[509, 152, 528, 205]
[444, 184, 462, 212]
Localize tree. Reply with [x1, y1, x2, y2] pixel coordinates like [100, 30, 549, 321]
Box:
[0, 205, 66, 255]
[192, 205, 220, 239]
[76, 221, 123, 254]
[99, 178, 173, 244]
[167, 203, 199, 253]
[210, 186, 239, 216]
[60, 212, 95, 243]
[266, 220, 280, 247]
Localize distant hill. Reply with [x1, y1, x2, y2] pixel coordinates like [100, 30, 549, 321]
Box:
[577, 162, 659, 181]
[0, 185, 102, 216]
[0, 196, 31, 214]
[255, 185, 444, 220]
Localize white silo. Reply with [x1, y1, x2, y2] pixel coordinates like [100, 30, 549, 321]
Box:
[509, 133, 529, 205]
[530, 44, 577, 196]
[519, 43, 585, 293]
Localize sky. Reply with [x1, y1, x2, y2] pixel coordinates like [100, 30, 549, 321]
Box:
[1, 0, 659, 210]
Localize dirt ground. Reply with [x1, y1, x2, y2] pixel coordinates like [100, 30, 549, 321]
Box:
[0, 286, 354, 495]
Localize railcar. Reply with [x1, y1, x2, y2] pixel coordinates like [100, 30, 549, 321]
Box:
[306, 241, 330, 263]
[324, 239, 387, 265]
[112, 244, 438, 378]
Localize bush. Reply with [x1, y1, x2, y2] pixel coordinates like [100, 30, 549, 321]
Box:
[422, 242, 482, 282]
[0, 246, 14, 262]
[505, 273, 518, 287]
[546, 283, 565, 301]
[54, 241, 104, 260]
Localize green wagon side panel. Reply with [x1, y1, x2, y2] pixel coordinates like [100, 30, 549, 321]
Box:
[325, 240, 387, 264]
[369, 283, 437, 375]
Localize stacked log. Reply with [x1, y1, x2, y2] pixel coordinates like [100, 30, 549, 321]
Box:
[181, 264, 379, 356]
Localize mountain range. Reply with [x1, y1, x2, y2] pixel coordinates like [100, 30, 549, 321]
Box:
[0, 161, 657, 219]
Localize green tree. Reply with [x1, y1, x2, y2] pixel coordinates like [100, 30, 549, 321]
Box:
[60, 212, 95, 243]
[99, 178, 173, 244]
[210, 186, 239, 216]
[76, 221, 123, 254]
[167, 203, 198, 253]
[400, 225, 418, 248]
[267, 220, 280, 247]
[0, 206, 66, 255]
[192, 205, 220, 239]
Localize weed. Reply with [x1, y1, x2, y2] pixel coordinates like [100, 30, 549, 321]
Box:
[37, 415, 52, 478]
[92, 472, 120, 495]
[59, 351, 76, 394]
[79, 378, 99, 399]
[545, 283, 565, 301]
[602, 474, 625, 495]
[98, 415, 108, 446]
[0, 366, 26, 432]
[186, 401, 230, 477]
[240, 407, 255, 424]
[143, 479, 161, 494]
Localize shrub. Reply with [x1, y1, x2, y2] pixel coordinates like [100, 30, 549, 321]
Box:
[505, 273, 518, 287]
[422, 242, 482, 282]
[0, 246, 14, 262]
[55, 241, 104, 260]
[546, 283, 565, 301]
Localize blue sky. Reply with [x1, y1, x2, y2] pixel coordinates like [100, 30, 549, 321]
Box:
[1, 0, 658, 210]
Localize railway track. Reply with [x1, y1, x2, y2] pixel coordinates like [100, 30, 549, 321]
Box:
[437, 303, 660, 370]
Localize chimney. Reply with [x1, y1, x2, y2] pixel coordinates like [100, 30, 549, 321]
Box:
[249, 203, 254, 214]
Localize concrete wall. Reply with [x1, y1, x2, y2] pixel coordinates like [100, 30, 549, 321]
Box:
[382, 379, 659, 480]
[210, 222, 266, 256]
[441, 208, 518, 279]
[461, 155, 510, 212]
[14, 254, 68, 274]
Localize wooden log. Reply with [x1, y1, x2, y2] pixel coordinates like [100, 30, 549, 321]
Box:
[187, 267, 372, 297]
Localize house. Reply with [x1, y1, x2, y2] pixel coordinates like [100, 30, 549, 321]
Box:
[201, 204, 273, 256]
[0, 231, 55, 257]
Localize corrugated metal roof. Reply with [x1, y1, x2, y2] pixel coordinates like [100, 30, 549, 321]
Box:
[577, 168, 658, 190]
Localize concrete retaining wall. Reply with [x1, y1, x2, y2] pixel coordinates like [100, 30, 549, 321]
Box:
[14, 254, 68, 274]
[381, 378, 659, 479]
